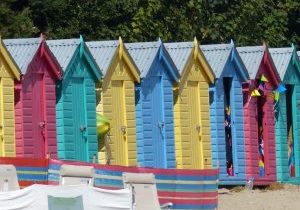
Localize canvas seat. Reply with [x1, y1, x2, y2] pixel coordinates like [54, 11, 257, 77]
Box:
[0, 164, 19, 191]
[122, 172, 173, 210]
[59, 164, 95, 186]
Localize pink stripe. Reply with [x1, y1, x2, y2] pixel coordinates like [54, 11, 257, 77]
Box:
[158, 191, 217, 198]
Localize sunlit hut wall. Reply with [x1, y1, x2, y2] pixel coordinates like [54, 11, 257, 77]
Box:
[0, 36, 21, 157]
[164, 39, 214, 169]
[4, 37, 62, 158]
[126, 39, 179, 168]
[201, 42, 249, 184]
[270, 46, 300, 184]
[87, 38, 140, 166]
[237, 45, 280, 185]
[47, 37, 102, 162]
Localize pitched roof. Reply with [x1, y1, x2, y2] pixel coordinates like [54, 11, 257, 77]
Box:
[0, 39, 21, 80]
[125, 41, 160, 78]
[46, 39, 80, 71]
[236, 46, 265, 79]
[200, 44, 232, 78]
[164, 42, 193, 75]
[3, 38, 40, 74]
[86, 41, 118, 75]
[269, 47, 293, 80]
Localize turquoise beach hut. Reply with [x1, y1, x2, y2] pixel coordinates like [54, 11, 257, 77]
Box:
[270, 46, 300, 184]
[47, 37, 102, 162]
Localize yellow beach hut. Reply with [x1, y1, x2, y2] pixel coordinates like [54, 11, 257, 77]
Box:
[165, 38, 215, 169]
[0, 36, 21, 156]
[87, 38, 140, 166]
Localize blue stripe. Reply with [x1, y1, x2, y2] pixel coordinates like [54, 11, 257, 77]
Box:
[94, 179, 123, 187]
[48, 164, 61, 170]
[16, 167, 47, 171]
[48, 173, 59, 182]
[95, 169, 123, 176]
[173, 204, 217, 209]
[17, 174, 47, 181]
[157, 183, 217, 191]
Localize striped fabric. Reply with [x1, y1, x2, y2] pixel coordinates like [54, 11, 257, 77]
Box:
[0, 158, 219, 209]
[0, 158, 48, 187]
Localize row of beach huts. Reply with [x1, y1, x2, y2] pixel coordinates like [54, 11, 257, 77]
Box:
[0, 35, 299, 185]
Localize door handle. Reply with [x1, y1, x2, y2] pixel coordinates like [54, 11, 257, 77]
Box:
[120, 125, 126, 135]
[158, 122, 164, 129]
[39, 121, 45, 128]
[196, 125, 201, 132]
[80, 125, 86, 132]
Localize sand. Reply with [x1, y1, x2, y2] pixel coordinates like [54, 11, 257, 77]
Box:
[218, 184, 300, 210]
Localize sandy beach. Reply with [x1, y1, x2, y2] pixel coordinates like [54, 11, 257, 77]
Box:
[218, 184, 300, 210]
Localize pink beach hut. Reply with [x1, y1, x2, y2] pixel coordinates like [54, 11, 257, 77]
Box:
[237, 45, 281, 185]
[4, 37, 62, 158]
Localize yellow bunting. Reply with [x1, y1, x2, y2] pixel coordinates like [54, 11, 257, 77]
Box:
[260, 74, 268, 82]
[251, 89, 261, 97]
[274, 91, 279, 101]
[259, 160, 265, 167]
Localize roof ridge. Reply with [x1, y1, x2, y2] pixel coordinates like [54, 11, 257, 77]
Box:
[3, 38, 40, 45]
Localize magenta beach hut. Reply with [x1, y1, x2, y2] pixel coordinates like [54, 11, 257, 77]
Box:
[4, 37, 62, 158]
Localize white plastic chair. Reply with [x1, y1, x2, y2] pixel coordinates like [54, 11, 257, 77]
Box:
[122, 172, 173, 210]
[0, 164, 19, 191]
[59, 164, 95, 186]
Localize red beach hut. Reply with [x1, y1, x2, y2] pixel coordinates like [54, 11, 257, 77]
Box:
[237, 45, 281, 185]
[4, 37, 62, 158]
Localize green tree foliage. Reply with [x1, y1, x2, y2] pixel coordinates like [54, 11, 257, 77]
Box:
[0, 0, 299, 47]
[0, 0, 37, 38]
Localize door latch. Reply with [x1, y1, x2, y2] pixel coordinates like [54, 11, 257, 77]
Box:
[158, 122, 164, 129]
[80, 125, 86, 132]
[196, 125, 201, 132]
[120, 125, 126, 135]
[39, 121, 45, 128]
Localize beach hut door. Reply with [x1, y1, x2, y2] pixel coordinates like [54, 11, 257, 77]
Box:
[286, 85, 296, 177]
[111, 80, 127, 165]
[32, 74, 46, 157]
[0, 79, 3, 155]
[150, 76, 165, 168]
[72, 77, 88, 161]
[188, 81, 203, 168]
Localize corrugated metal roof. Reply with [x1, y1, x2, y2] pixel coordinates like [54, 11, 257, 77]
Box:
[237, 46, 265, 79]
[3, 38, 40, 74]
[164, 42, 193, 75]
[200, 44, 232, 78]
[46, 39, 80, 71]
[86, 41, 118, 75]
[125, 41, 160, 78]
[269, 47, 292, 80]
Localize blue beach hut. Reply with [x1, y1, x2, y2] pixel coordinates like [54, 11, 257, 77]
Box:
[201, 42, 249, 184]
[126, 39, 180, 168]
